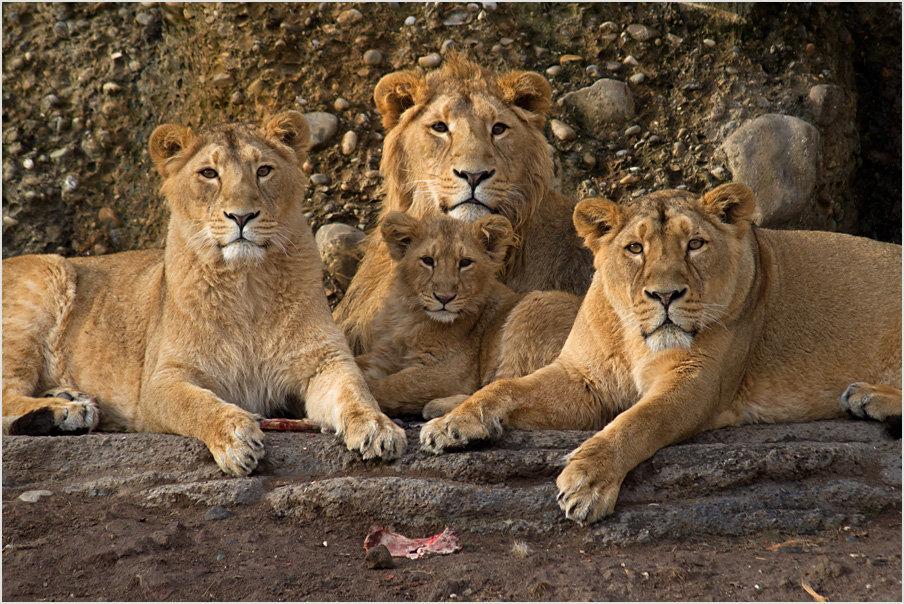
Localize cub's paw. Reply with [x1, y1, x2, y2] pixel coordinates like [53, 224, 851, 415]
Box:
[343, 412, 407, 461]
[419, 410, 503, 454]
[840, 382, 900, 422]
[422, 394, 470, 420]
[555, 455, 622, 526]
[9, 390, 100, 436]
[206, 408, 266, 477]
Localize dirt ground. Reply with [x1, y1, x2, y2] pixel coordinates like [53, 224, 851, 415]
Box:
[2, 488, 900, 602]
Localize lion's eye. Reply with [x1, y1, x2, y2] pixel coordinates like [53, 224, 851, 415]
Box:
[491, 123, 508, 135]
[431, 122, 448, 133]
[257, 165, 272, 177]
[200, 168, 218, 179]
[627, 242, 643, 254]
[688, 238, 704, 251]
[420, 256, 435, 267]
[458, 258, 473, 269]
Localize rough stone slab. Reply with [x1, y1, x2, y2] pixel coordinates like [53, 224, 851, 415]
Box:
[2, 419, 899, 544]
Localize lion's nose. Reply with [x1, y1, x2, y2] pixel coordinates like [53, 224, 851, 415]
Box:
[644, 288, 687, 308]
[453, 169, 495, 190]
[434, 293, 456, 305]
[224, 211, 260, 231]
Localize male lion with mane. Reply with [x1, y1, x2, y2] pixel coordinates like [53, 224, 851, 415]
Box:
[421, 182, 902, 525]
[2, 111, 406, 475]
[334, 54, 593, 354]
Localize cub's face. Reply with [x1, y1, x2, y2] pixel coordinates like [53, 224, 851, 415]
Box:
[574, 184, 757, 352]
[381, 212, 514, 324]
[149, 112, 311, 265]
[375, 55, 554, 232]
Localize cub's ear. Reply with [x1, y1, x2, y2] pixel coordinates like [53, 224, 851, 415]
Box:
[149, 124, 198, 178]
[264, 111, 311, 161]
[497, 71, 552, 117]
[700, 182, 756, 225]
[573, 197, 622, 253]
[380, 211, 422, 262]
[474, 215, 515, 264]
[374, 70, 426, 130]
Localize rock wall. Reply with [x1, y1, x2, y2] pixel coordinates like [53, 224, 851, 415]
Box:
[2, 3, 900, 276]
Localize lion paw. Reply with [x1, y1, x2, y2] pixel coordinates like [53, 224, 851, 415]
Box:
[8, 389, 100, 436]
[343, 412, 407, 461]
[840, 382, 899, 422]
[422, 394, 470, 420]
[555, 457, 621, 526]
[206, 409, 266, 477]
[419, 411, 502, 454]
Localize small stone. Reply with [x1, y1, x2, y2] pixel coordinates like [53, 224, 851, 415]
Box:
[365, 544, 395, 570]
[337, 9, 363, 26]
[365, 169, 381, 179]
[363, 49, 383, 66]
[550, 119, 577, 141]
[334, 98, 351, 112]
[304, 112, 340, 150]
[625, 125, 642, 137]
[582, 153, 596, 167]
[666, 33, 683, 45]
[341, 131, 358, 156]
[210, 74, 232, 89]
[482, 1, 497, 9]
[49, 147, 70, 162]
[19, 490, 53, 503]
[4, 216, 19, 228]
[703, 38, 717, 48]
[710, 166, 728, 181]
[43, 94, 60, 109]
[604, 61, 622, 72]
[623, 55, 639, 67]
[230, 91, 244, 105]
[98, 207, 121, 227]
[441, 40, 457, 54]
[310, 173, 332, 186]
[626, 24, 659, 42]
[204, 506, 230, 521]
[53, 21, 69, 38]
[545, 65, 561, 77]
[647, 135, 661, 144]
[354, 113, 370, 126]
[491, 44, 503, 54]
[619, 174, 639, 185]
[302, 160, 315, 174]
[22, 158, 34, 170]
[103, 82, 122, 95]
[726, 66, 739, 75]
[629, 73, 646, 86]
[135, 12, 154, 26]
[404, 16, 416, 26]
[808, 84, 844, 126]
[101, 102, 124, 118]
[499, 37, 515, 46]
[418, 53, 442, 69]
[586, 65, 602, 78]
[559, 54, 583, 65]
[600, 21, 618, 33]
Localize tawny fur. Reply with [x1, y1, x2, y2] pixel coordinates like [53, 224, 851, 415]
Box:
[2, 111, 406, 475]
[334, 54, 593, 354]
[421, 182, 902, 525]
[354, 212, 581, 417]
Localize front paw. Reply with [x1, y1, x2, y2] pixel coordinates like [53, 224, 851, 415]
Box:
[840, 382, 892, 421]
[419, 409, 503, 454]
[343, 411, 407, 461]
[207, 409, 266, 477]
[555, 454, 622, 526]
[8, 394, 100, 436]
[422, 394, 470, 420]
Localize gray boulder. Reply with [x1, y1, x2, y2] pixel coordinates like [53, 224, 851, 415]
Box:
[303, 112, 340, 150]
[558, 79, 635, 130]
[314, 222, 367, 290]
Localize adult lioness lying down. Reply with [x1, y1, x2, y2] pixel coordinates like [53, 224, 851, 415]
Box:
[2, 111, 405, 475]
[421, 182, 902, 525]
[334, 54, 593, 354]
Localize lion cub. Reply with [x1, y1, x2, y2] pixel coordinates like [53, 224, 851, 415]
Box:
[355, 212, 581, 417]
[2, 111, 406, 475]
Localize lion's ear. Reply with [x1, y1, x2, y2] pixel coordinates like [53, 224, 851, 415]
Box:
[149, 124, 198, 178]
[700, 182, 756, 225]
[380, 211, 422, 262]
[264, 111, 311, 161]
[375, 70, 426, 130]
[474, 215, 515, 263]
[498, 71, 552, 116]
[573, 197, 622, 253]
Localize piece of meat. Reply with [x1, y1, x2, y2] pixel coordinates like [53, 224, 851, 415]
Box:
[258, 418, 320, 432]
[363, 526, 462, 559]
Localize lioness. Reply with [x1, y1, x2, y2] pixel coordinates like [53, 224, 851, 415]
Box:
[334, 54, 593, 354]
[355, 212, 580, 416]
[2, 111, 406, 475]
[421, 182, 902, 525]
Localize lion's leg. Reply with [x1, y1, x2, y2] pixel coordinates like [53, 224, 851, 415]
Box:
[2, 256, 100, 436]
[420, 361, 604, 453]
[422, 394, 470, 419]
[840, 382, 902, 437]
[301, 350, 407, 460]
[138, 376, 265, 477]
[367, 362, 477, 417]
